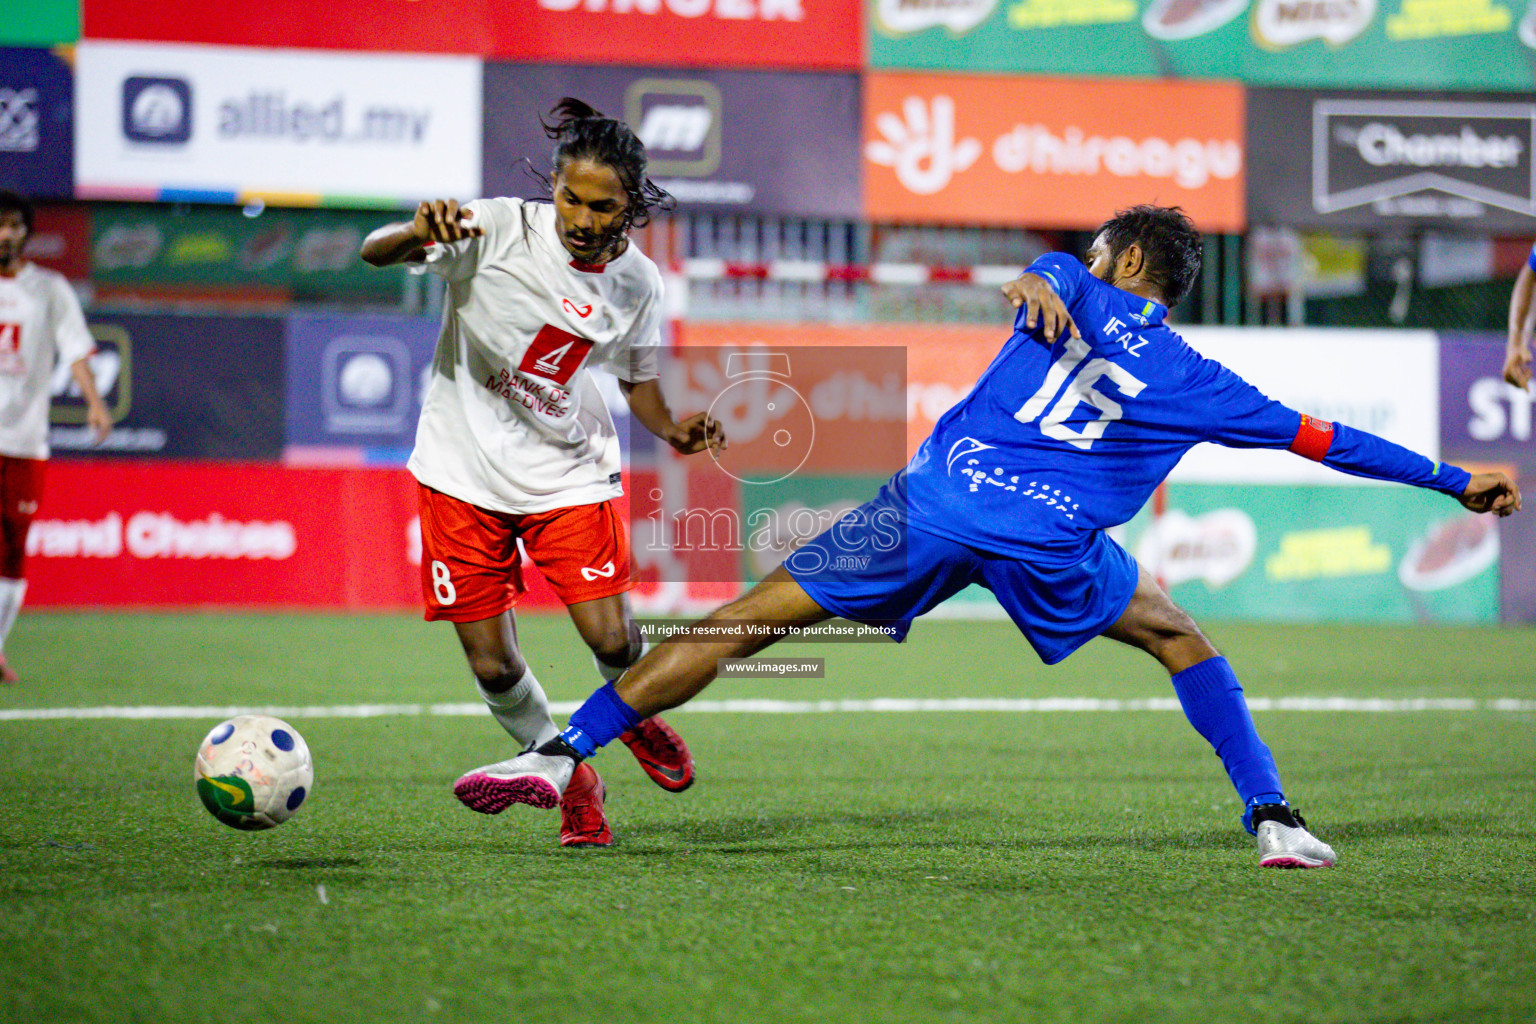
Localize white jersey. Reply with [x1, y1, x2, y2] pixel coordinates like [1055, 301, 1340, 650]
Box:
[409, 197, 663, 514]
[0, 263, 95, 461]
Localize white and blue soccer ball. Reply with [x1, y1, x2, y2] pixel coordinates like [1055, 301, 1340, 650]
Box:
[195, 715, 313, 831]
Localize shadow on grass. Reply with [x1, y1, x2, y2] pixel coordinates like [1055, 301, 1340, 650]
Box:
[257, 857, 367, 870]
[619, 806, 983, 846]
[486, 810, 1522, 863]
[1027, 829, 1237, 853]
[1323, 813, 1511, 841]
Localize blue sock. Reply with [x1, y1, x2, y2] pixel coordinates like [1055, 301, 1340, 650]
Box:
[559, 682, 642, 759]
[1170, 656, 1286, 832]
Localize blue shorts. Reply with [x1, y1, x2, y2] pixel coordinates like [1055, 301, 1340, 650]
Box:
[783, 483, 1140, 665]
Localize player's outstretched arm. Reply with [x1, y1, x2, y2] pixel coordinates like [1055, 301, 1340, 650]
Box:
[1280, 415, 1519, 519]
[1506, 262, 1535, 391]
[620, 379, 726, 455]
[1000, 273, 1080, 344]
[1459, 471, 1522, 517]
[359, 199, 483, 267]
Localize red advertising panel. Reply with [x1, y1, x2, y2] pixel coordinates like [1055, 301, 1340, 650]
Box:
[81, 0, 860, 69]
[863, 72, 1246, 232]
[25, 462, 564, 611]
[24, 205, 91, 280]
[81, 0, 492, 55]
[489, 0, 860, 70]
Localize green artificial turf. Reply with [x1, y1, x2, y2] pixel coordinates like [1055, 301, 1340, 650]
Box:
[2, 612, 1533, 1024]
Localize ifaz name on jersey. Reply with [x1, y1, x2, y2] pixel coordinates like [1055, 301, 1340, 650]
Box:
[1101, 315, 1148, 357]
[484, 367, 573, 418]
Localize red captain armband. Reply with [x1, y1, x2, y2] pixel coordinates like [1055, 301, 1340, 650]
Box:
[1289, 414, 1335, 461]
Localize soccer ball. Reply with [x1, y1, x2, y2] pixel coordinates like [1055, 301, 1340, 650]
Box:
[194, 715, 313, 830]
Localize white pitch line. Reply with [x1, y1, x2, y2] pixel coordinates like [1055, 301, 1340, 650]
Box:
[0, 697, 1533, 722]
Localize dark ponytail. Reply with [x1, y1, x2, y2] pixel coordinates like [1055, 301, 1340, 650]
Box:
[541, 97, 674, 230]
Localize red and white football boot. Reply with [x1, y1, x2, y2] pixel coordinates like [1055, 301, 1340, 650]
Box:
[558, 761, 614, 848]
[619, 715, 695, 793]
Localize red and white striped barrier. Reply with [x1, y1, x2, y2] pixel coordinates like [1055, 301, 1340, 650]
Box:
[677, 259, 1024, 287]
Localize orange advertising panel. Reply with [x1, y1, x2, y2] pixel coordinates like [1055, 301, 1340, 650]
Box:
[863, 72, 1246, 233]
[678, 321, 1003, 458]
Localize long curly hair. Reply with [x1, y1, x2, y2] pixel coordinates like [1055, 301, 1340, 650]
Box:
[541, 97, 674, 231]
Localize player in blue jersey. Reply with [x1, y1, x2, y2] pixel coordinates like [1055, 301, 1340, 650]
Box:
[451, 205, 1522, 869]
[1505, 242, 1535, 390]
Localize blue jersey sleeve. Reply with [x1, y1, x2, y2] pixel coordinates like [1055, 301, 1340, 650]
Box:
[1322, 424, 1470, 496]
[1528, 242, 1536, 273]
[1015, 254, 1091, 332]
[1190, 358, 1301, 447]
[1190, 355, 1470, 496]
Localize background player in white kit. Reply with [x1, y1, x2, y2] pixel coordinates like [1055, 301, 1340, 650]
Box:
[0, 190, 112, 684]
[361, 99, 724, 847]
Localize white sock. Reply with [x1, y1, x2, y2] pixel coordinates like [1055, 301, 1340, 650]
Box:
[477, 669, 559, 749]
[0, 578, 26, 653]
[595, 637, 649, 682]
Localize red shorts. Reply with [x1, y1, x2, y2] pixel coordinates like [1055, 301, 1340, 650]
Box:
[0, 456, 44, 579]
[417, 484, 633, 623]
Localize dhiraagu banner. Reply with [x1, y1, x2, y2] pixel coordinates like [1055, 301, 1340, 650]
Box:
[869, 0, 1536, 92]
[1120, 483, 1500, 624]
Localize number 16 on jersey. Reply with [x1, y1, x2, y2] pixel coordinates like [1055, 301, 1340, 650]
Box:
[1015, 337, 1147, 450]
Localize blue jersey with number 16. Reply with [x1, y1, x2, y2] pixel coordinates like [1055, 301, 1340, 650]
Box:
[900, 252, 1466, 568]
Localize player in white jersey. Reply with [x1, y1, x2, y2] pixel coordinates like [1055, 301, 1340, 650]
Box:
[361, 99, 724, 847]
[0, 190, 112, 683]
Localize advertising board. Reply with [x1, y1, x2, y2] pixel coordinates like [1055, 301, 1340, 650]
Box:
[483, 65, 861, 218]
[51, 314, 285, 460]
[863, 72, 1245, 232]
[1129, 482, 1500, 624]
[91, 205, 399, 301]
[81, 0, 861, 70]
[24, 204, 91, 280]
[1247, 88, 1536, 230]
[869, 0, 1536, 91]
[0, 47, 73, 198]
[1171, 327, 1440, 485]
[74, 41, 481, 207]
[22, 461, 443, 609]
[284, 314, 439, 461]
[1438, 330, 1534, 621]
[1, 2, 77, 46]
[676, 320, 1001, 458]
